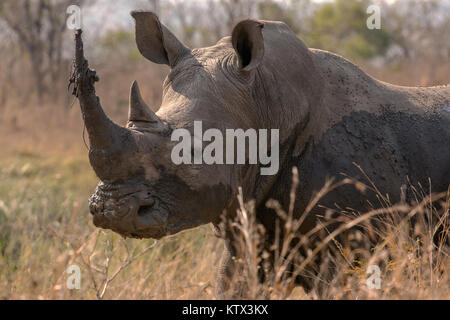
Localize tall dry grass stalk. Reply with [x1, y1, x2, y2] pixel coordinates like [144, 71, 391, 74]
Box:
[0, 144, 448, 299]
[221, 167, 449, 299]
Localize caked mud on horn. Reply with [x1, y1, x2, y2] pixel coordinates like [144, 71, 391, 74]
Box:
[70, 29, 126, 150]
[70, 30, 132, 180]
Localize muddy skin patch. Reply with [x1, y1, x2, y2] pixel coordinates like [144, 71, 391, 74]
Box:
[257, 108, 450, 234]
[148, 172, 232, 233]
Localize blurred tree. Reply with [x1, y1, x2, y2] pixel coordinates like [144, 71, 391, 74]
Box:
[258, 1, 298, 32]
[221, 0, 260, 31]
[307, 0, 391, 60]
[0, 0, 88, 103]
[382, 0, 449, 61]
[257, 0, 315, 36]
[0, 25, 21, 108]
[197, 0, 260, 45]
[99, 29, 140, 64]
[169, 0, 204, 47]
[146, 0, 161, 15]
[380, 0, 450, 84]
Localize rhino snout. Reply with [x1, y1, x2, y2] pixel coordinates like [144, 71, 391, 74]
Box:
[88, 183, 169, 239]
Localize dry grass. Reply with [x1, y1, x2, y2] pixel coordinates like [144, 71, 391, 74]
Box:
[0, 151, 223, 299]
[0, 146, 447, 299]
[220, 168, 449, 299]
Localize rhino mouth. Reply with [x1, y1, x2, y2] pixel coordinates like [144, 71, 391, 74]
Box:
[89, 181, 169, 239]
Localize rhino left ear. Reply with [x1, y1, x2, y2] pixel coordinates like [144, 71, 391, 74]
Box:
[232, 19, 265, 72]
[131, 11, 190, 68]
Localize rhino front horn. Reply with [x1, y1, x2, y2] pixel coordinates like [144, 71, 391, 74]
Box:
[70, 29, 126, 151]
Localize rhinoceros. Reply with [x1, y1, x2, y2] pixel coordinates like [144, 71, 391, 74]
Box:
[70, 11, 450, 295]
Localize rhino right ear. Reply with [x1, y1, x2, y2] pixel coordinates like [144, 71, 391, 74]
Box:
[131, 11, 190, 68]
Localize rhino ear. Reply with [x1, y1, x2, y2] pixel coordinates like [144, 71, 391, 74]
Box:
[231, 19, 265, 72]
[131, 11, 190, 68]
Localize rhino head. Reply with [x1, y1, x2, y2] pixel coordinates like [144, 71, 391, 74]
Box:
[75, 11, 260, 239]
[75, 11, 317, 239]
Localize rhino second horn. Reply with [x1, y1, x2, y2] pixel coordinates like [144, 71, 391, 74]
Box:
[129, 80, 160, 123]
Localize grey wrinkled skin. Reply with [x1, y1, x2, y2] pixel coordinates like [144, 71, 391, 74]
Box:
[70, 12, 450, 297]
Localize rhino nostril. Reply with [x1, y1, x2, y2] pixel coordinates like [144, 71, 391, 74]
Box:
[89, 205, 97, 215]
[137, 205, 153, 216]
[140, 195, 155, 207]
